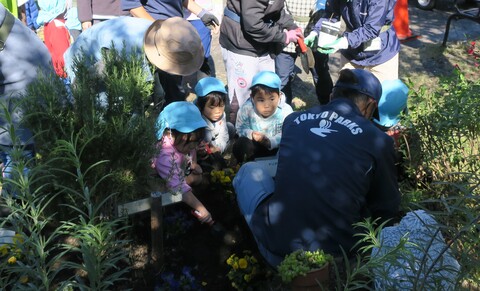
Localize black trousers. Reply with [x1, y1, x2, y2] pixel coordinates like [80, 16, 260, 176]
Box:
[152, 69, 186, 110]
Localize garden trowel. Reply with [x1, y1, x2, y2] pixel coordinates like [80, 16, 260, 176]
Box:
[297, 38, 315, 74]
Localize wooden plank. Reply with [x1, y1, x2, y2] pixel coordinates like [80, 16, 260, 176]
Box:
[117, 192, 182, 216]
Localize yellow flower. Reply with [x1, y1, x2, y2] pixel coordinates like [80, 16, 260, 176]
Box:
[233, 262, 239, 270]
[0, 245, 8, 256]
[226, 256, 234, 266]
[238, 258, 248, 269]
[223, 176, 231, 183]
[19, 275, 29, 284]
[13, 233, 24, 244]
[244, 274, 251, 282]
[7, 256, 17, 264]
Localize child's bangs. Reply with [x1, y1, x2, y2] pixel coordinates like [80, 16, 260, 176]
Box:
[206, 93, 226, 107]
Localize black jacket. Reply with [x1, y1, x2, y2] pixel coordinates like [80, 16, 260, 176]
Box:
[219, 0, 297, 57]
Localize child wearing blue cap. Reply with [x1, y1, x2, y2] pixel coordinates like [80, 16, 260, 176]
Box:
[373, 79, 409, 148]
[194, 77, 234, 171]
[233, 71, 293, 163]
[195, 77, 231, 155]
[152, 101, 213, 225]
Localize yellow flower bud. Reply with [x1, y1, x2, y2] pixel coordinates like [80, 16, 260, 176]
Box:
[19, 275, 29, 284]
[7, 256, 17, 264]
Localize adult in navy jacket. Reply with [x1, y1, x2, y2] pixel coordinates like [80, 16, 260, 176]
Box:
[306, 0, 400, 83]
[233, 69, 401, 267]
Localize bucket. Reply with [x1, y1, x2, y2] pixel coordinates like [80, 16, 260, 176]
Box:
[318, 21, 341, 44]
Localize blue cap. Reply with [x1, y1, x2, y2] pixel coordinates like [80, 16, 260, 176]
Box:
[155, 101, 207, 139]
[194, 77, 227, 97]
[250, 71, 281, 90]
[373, 79, 409, 128]
[334, 69, 382, 102]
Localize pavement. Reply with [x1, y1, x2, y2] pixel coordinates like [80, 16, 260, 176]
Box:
[196, 2, 480, 104]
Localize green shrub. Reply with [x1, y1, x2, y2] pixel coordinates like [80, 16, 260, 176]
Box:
[21, 45, 158, 218]
[402, 70, 480, 190]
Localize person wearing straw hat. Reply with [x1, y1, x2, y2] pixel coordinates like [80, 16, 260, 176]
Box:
[63, 16, 204, 107]
[121, 0, 220, 105]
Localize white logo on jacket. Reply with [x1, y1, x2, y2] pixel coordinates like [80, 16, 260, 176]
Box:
[310, 120, 337, 137]
[293, 110, 364, 136]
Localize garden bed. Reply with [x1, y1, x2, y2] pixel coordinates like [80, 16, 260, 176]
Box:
[127, 181, 269, 290]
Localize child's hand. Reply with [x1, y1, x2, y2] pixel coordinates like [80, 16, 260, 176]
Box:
[210, 146, 221, 153]
[252, 131, 271, 148]
[252, 131, 266, 143]
[193, 208, 213, 225]
[190, 163, 203, 175]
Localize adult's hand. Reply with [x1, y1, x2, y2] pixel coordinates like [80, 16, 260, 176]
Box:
[304, 31, 318, 47]
[198, 9, 219, 31]
[81, 21, 92, 31]
[318, 37, 349, 54]
[285, 29, 302, 44]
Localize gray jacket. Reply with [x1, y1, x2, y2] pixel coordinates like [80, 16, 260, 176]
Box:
[0, 5, 53, 146]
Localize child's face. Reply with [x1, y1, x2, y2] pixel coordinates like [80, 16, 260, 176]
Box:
[252, 90, 280, 118]
[202, 101, 225, 122]
[175, 136, 201, 154]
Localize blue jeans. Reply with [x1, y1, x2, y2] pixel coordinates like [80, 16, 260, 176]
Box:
[275, 52, 297, 104]
[0, 146, 34, 197]
[233, 161, 285, 266]
[233, 161, 274, 225]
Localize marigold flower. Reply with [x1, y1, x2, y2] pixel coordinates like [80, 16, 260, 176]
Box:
[7, 256, 17, 264]
[0, 245, 8, 256]
[19, 275, 29, 284]
[238, 258, 248, 269]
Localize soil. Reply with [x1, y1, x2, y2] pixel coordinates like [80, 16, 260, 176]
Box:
[128, 181, 272, 290]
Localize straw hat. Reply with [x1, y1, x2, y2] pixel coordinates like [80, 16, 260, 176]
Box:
[144, 17, 204, 76]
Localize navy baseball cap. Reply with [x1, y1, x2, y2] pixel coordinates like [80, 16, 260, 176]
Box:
[334, 69, 382, 102]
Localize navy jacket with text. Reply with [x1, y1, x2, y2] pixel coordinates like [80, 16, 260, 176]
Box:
[251, 98, 401, 264]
